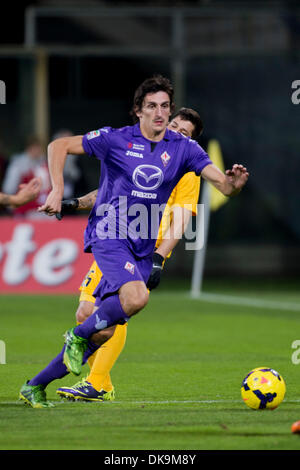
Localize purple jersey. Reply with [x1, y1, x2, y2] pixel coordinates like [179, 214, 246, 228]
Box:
[82, 123, 212, 258]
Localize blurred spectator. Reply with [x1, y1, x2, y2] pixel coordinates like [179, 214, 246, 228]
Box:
[0, 138, 8, 188]
[0, 139, 8, 215]
[2, 136, 51, 217]
[52, 129, 82, 199]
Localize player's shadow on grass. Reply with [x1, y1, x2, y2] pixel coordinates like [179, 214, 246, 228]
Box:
[153, 428, 290, 438]
[234, 432, 289, 437]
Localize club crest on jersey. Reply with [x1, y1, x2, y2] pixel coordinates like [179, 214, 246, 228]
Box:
[87, 130, 100, 140]
[124, 261, 135, 275]
[160, 151, 171, 167]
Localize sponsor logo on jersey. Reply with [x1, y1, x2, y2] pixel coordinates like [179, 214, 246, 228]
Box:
[132, 165, 164, 191]
[160, 151, 171, 167]
[131, 190, 157, 199]
[126, 150, 144, 159]
[128, 142, 145, 151]
[124, 261, 135, 275]
[87, 130, 100, 140]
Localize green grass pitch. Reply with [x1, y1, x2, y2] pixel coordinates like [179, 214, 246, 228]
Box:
[1, 278, 300, 450]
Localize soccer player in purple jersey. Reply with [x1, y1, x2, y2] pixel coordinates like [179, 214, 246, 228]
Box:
[19, 75, 248, 408]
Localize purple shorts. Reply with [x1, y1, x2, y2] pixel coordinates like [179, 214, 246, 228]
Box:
[91, 240, 152, 301]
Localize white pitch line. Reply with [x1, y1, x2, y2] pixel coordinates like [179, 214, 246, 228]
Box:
[4, 399, 300, 406]
[156, 291, 300, 312]
[2, 400, 235, 406]
[195, 292, 300, 312]
[114, 399, 300, 405]
[120, 400, 239, 404]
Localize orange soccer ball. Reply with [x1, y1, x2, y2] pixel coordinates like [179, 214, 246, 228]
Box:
[291, 421, 300, 434]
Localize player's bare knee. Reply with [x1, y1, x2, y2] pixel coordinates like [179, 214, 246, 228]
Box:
[119, 282, 149, 316]
[75, 308, 84, 323]
[75, 301, 94, 323]
[128, 289, 149, 315]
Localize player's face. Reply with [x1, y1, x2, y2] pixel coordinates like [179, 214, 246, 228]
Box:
[168, 116, 195, 138]
[137, 91, 171, 140]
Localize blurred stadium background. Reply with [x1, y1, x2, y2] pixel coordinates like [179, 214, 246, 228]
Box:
[0, 0, 300, 293]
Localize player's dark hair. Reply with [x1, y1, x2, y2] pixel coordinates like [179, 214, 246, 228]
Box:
[131, 75, 175, 123]
[171, 107, 204, 139]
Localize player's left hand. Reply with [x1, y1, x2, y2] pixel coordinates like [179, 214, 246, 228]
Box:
[146, 252, 165, 291]
[225, 164, 249, 191]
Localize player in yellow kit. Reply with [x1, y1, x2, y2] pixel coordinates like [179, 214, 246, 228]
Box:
[56, 108, 203, 402]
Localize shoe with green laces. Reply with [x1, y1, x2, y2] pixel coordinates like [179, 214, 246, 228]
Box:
[63, 327, 88, 376]
[19, 382, 54, 408]
[56, 379, 115, 402]
[99, 387, 115, 401]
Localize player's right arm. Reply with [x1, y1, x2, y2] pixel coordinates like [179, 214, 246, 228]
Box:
[38, 135, 84, 215]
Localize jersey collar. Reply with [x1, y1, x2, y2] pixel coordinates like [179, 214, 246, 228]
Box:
[133, 123, 170, 142]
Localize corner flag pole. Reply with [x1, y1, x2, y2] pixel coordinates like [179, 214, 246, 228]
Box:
[190, 179, 211, 298]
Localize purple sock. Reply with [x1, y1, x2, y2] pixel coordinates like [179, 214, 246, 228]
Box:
[74, 294, 129, 339]
[28, 341, 99, 388]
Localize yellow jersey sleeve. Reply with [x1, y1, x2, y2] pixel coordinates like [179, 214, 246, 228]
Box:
[156, 172, 200, 255]
[169, 172, 200, 215]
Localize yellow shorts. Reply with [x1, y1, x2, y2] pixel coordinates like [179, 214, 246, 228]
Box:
[79, 260, 102, 303]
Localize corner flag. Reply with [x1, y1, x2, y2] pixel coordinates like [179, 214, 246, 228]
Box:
[190, 139, 228, 297]
[207, 139, 228, 211]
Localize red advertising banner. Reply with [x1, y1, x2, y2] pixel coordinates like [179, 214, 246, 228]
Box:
[0, 217, 93, 294]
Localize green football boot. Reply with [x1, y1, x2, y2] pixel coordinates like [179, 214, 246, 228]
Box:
[63, 327, 88, 376]
[19, 382, 54, 408]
